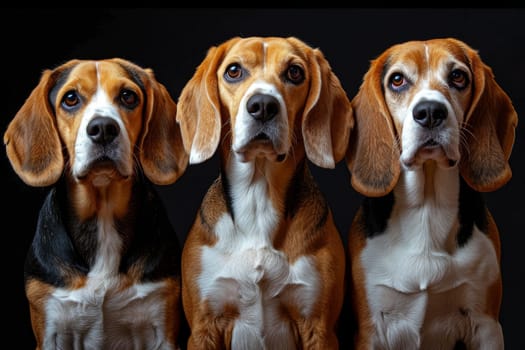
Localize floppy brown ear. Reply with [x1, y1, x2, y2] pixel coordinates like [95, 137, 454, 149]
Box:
[298, 40, 354, 169]
[177, 38, 240, 164]
[459, 43, 518, 192]
[346, 54, 400, 197]
[3, 68, 64, 187]
[138, 67, 189, 185]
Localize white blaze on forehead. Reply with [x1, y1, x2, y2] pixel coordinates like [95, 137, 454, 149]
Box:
[263, 41, 268, 73]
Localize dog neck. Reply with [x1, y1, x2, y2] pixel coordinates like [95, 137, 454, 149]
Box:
[391, 160, 461, 252]
[42, 172, 176, 277]
[396, 160, 460, 210]
[219, 146, 309, 237]
[66, 172, 134, 222]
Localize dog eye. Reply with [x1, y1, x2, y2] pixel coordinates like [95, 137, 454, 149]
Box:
[449, 69, 469, 89]
[285, 65, 305, 84]
[61, 90, 80, 108]
[120, 89, 139, 108]
[224, 63, 244, 81]
[388, 73, 407, 90]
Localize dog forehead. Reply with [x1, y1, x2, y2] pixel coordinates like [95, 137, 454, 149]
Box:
[49, 61, 99, 106]
[55, 61, 97, 89]
[95, 60, 145, 91]
[383, 40, 469, 85]
[224, 37, 306, 70]
[387, 40, 468, 71]
[52, 60, 142, 102]
[427, 40, 470, 71]
[96, 59, 131, 79]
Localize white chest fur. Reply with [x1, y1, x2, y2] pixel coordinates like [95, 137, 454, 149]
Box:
[361, 166, 502, 348]
[43, 215, 174, 350]
[198, 161, 320, 349]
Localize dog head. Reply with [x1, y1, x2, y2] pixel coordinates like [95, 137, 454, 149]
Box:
[347, 38, 518, 196]
[176, 36, 353, 169]
[4, 58, 188, 187]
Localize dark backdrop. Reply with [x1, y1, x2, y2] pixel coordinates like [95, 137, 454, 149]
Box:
[2, 8, 523, 349]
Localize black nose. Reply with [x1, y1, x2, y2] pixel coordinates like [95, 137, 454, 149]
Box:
[246, 94, 279, 122]
[87, 116, 120, 145]
[413, 101, 447, 128]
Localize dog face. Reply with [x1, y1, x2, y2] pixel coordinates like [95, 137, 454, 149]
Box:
[382, 41, 475, 169]
[217, 37, 311, 163]
[347, 38, 518, 196]
[4, 58, 187, 187]
[54, 60, 144, 184]
[177, 36, 353, 169]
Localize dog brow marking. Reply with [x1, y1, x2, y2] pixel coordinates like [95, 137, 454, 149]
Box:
[425, 44, 429, 65]
[263, 41, 268, 74]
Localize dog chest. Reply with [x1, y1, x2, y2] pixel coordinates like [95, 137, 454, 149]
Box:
[361, 222, 501, 347]
[38, 206, 178, 348]
[43, 277, 173, 349]
[362, 211, 500, 290]
[197, 213, 321, 344]
[367, 281, 503, 348]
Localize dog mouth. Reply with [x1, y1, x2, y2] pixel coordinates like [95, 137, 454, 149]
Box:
[234, 132, 287, 163]
[254, 133, 270, 141]
[423, 139, 439, 148]
[402, 138, 458, 168]
[76, 156, 130, 185]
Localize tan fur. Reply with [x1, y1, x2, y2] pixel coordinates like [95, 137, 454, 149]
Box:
[346, 208, 372, 349]
[485, 212, 503, 318]
[26, 279, 54, 350]
[346, 48, 401, 197]
[458, 41, 517, 192]
[163, 277, 183, 346]
[177, 36, 353, 349]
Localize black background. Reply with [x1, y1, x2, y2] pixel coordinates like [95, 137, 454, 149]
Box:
[2, 8, 523, 349]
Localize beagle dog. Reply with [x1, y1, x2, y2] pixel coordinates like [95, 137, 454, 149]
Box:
[176, 36, 353, 349]
[345, 38, 518, 349]
[4, 58, 188, 349]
